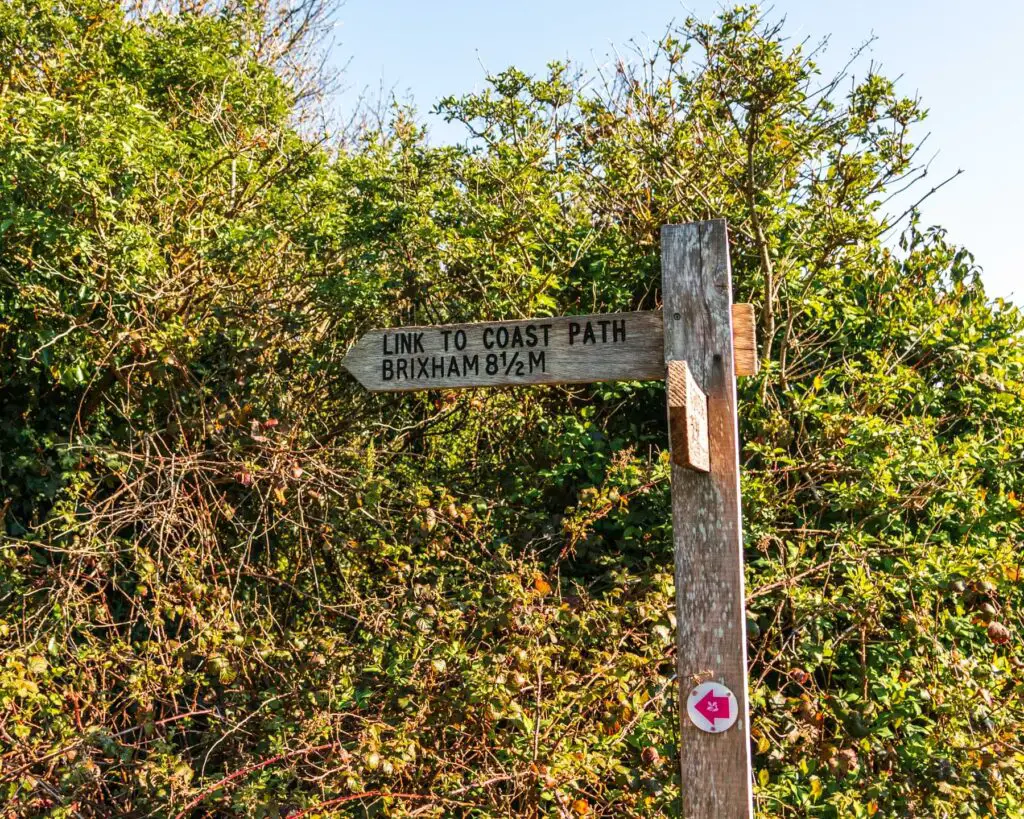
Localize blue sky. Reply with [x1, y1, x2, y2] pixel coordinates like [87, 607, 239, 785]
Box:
[328, 1, 1021, 303]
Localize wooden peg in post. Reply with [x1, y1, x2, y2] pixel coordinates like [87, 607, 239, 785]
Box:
[667, 360, 710, 472]
[731, 303, 759, 377]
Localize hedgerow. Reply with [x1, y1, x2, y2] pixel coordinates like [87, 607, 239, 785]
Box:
[1, 1, 1022, 816]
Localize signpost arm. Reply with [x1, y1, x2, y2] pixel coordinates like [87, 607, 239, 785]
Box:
[662, 221, 754, 817]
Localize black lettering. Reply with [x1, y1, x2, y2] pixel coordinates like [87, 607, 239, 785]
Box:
[383, 334, 395, 355]
[415, 357, 429, 378]
[431, 357, 444, 378]
[529, 351, 546, 373]
[486, 354, 498, 375]
[582, 322, 596, 344]
[525, 326, 538, 347]
[413, 332, 424, 353]
[613, 319, 626, 343]
[568, 322, 580, 345]
[463, 354, 479, 375]
[454, 329, 467, 351]
[598, 319, 610, 342]
[396, 358, 409, 379]
[541, 324, 551, 346]
[510, 326, 523, 347]
[447, 356, 460, 377]
[483, 327, 495, 349]
[496, 327, 509, 348]
[382, 359, 394, 380]
[440, 329, 452, 352]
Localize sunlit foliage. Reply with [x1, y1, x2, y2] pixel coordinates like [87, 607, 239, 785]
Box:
[1, 2, 1022, 816]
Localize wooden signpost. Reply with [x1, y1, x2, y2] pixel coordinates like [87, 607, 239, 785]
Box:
[662, 222, 754, 817]
[343, 220, 756, 817]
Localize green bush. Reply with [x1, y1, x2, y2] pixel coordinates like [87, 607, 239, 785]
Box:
[1, 1, 1021, 816]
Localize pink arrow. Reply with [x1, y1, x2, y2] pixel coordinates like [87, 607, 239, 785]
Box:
[694, 690, 731, 728]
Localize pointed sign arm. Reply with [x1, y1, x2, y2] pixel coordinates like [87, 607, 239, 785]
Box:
[342, 307, 758, 392]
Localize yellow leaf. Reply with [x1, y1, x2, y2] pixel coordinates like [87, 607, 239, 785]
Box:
[758, 769, 769, 787]
[572, 799, 590, 815]
[810, 776, 822, 799]
[757, 735, 770, 754]
[273, 486, 287, 504]
[868, 800, 879, 815]
[533, 573, 552, 595]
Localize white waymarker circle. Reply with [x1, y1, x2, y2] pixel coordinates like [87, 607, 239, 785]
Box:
[686, 681, 739, 733]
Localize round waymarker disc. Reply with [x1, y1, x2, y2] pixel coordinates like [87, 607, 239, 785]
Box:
[686, 681, 739, 733]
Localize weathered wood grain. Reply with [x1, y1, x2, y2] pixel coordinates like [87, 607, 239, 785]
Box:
[342, 311, 664, 391]
[662, 221, 754, 818]
[667, 360, 710, 472]
[731, 303, 759, 377]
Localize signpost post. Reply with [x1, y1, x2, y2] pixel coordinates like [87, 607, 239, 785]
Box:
[662, 222, 754, 817]
[343, 220, 756, 817]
